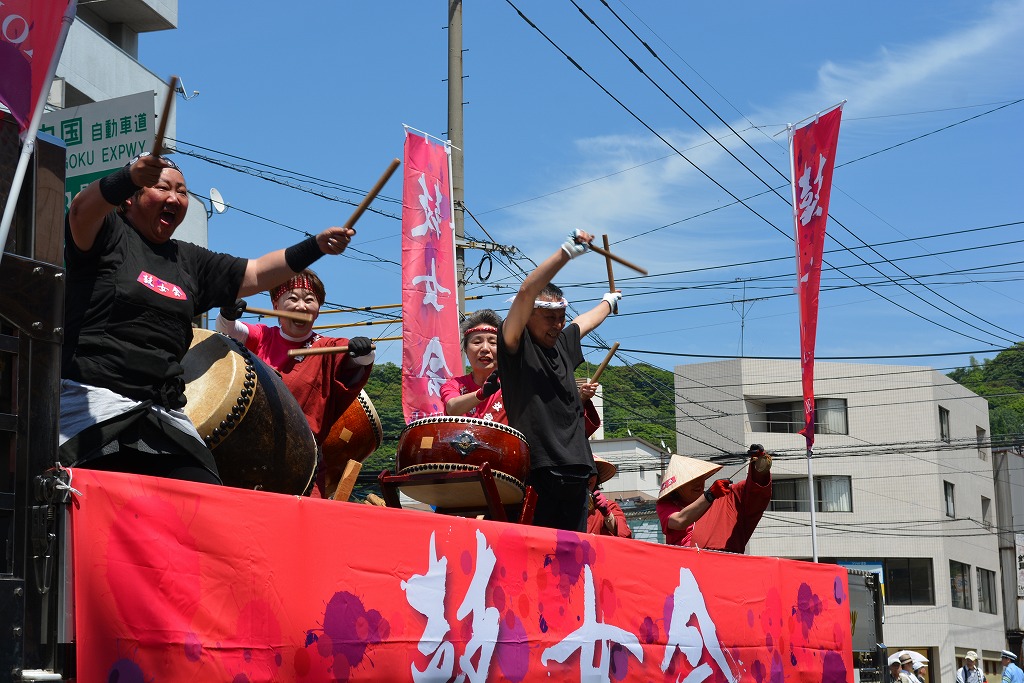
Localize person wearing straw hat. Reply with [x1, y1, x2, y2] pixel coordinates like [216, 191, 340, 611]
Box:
[497, 229, 621, 532]
[657, 445, 772, 551]
[216, 268, 374, 497]
[689, 444, 773, 553]
[1003, 650, 1023, 683]
[60, 153, 358, 484]
[957, 651, 984, 683]
[586, 456, 632, 538]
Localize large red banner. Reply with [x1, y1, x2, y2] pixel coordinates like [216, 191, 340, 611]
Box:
[400, 131, 461, 422]
[790, 106, 843, 450]
[0, 0, 72, 131]
[71, 469, 854, 682]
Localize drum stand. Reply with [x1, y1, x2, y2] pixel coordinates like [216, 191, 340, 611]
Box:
[377, 463, 537, 525]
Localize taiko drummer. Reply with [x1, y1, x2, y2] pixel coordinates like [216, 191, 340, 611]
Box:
[216, 269, 374, 497]
[497, 229, 622, 532]
[60, 153, 356, 484]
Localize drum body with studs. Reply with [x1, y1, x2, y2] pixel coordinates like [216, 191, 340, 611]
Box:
[320, 389, 383, 499]
[395, 416, 530, 507]
[181, 328, 317, 494]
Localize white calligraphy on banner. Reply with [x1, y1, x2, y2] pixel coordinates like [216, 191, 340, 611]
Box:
[796, 153, 827, 228]
[402, 536, 737, 682]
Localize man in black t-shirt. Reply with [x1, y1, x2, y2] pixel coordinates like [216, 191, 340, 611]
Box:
[497, 229, 621, 531]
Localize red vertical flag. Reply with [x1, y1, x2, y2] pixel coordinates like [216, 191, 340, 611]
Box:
[790, 105, 843, 450]
[0, 0, 72, 131]
[400, 131, 461, 423]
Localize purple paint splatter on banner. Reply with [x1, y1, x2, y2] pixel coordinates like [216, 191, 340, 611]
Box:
[184, 631, 202, 662]
[834, 575, 847, 604]
[550, 531, 595, 598]
[309, 591, 390, 680]
[796, 583, 823, 637]
[752, 657, 767, 683]
[771, 649, 785, 683]
[822, 650, 849, 683]
[495, 610, 530, 682]
[107, 658, 147, 683]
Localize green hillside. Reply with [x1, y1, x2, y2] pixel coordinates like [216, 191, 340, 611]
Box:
[948, 342, 1024, 440]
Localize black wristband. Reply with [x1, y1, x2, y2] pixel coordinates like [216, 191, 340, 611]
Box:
[703, 489, 715, 504]
[98, 166, 141, 205]
[284, 235, 323, 272]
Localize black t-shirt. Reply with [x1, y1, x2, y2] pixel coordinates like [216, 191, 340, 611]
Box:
[497, 321, 595, 473]
[63, 211, 247, 404]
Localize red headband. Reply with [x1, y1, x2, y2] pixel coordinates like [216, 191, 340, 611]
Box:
[464, 325, 497, 338]
[271, 275, 318, 304]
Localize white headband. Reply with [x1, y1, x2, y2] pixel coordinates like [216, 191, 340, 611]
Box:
[505, 296, 570, 309]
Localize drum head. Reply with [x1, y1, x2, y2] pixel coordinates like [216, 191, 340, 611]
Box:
[182, 328, 253, 442]
[397, 463, 525, 507]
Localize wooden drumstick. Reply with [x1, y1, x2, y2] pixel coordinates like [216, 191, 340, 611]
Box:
[340, 158, 401, 232]
[588, 242, 648, 276]
[244, 305, 313, 323]
[331, 460, 363, 503]
[590, 342, 619, 384]
[602, 234, 616, 315]
[286, 343, 377, 358]
[152, 75, 178, 158]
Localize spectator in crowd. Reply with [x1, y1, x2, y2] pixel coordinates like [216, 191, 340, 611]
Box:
[957, 651, 984, 683]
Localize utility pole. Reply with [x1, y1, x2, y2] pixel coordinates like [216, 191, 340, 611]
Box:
[447, 0, 466, 315]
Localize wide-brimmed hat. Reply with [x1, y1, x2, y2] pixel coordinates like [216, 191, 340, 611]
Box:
[658, 454, 722, 500]
[899, 654, 914, 665]
[593, 456, 617, 485]
[913, 662, 925, 671]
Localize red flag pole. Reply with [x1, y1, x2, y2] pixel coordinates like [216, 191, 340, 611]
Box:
[0, 0, 77, 264]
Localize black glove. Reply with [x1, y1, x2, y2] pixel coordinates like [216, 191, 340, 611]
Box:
[219, 299, 247, 322]
[476, 370, 501, 399]
[347, 336, 373, 357]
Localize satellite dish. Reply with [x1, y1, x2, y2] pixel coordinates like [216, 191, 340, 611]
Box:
[209, 187, 228, 214]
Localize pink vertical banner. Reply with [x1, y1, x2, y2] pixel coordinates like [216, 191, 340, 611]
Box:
[400, 130, 460, 422]
[0, 0, 72, 131]
[790, 105, 843, 450]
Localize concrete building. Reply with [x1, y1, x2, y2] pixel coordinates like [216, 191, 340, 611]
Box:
[673, 358, 1005, 683]
[34, 0, 210, 245]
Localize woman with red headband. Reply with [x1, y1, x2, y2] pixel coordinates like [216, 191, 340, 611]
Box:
[216, 269, 374, 497]
[441, 309, 506, 422]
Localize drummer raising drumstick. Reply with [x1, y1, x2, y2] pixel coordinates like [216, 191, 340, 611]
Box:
[216, 269, 374, 498]
[497, 228, 622, 532]
[59, 152, 358, 485]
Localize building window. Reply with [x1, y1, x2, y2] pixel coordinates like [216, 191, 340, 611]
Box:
[939, 406, 950, 442]
[977, 426, 987, 459]
[759, 399, 848, 435]
[950, 560, 972, 610]
[769, 476, 852, 512]
[883, 558, 934, 605]
[944, 481, 955, 517]
[981, 496, 992, 528]
[977, 567, 997, 614]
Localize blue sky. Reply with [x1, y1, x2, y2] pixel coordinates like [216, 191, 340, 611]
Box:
[142, 1, 1024, 373]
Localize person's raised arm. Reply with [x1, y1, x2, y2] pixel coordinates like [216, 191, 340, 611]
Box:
[67, 153, 170, 252]
[572, 291, 621, 338]
[237, 226, 355, 299]
[502, 229, 593, 353]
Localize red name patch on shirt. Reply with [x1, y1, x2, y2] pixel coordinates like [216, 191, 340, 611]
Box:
[137, 271, 188, 300]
